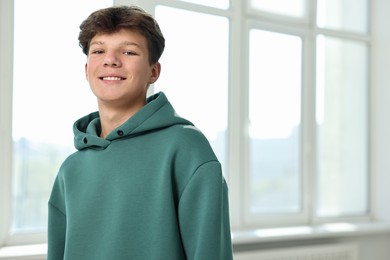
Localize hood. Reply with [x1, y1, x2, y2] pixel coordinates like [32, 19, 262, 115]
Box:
[73, 92, 193, 150]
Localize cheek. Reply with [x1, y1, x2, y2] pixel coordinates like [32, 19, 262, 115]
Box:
[135, 64, 155, 81]
[85, 62, 97, 82]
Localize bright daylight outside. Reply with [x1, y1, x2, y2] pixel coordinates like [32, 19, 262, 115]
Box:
[12, 0, 112, 233]
[10, 0, 369, 235]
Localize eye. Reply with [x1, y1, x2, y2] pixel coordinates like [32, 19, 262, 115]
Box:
[123, 51, 137, 56]
[90, 49, 104, 55]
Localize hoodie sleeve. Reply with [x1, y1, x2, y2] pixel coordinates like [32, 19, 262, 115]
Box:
[47, 202, 66, 259]
[47, 176, 66, 260]
[178, 161, 233, 260]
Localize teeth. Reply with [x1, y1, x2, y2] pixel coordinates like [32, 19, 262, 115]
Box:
[102, 77, 123, 80]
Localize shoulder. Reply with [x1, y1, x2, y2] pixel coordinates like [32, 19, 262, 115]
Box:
[55, 150, 83, 180]
[166, 124, 216, 155]
[168, 124, 209, 144]
[165, 124, 220, 167]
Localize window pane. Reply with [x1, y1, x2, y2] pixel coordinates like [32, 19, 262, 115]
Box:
[154, 6, 229, 173]
[316, 35, 368, 217]
[12, 0, 112, 233]
[178, 0, 229, 10]
[250, 0, 305, 18]
[317, 0, 369, 33]
[249, 30, 302, 214]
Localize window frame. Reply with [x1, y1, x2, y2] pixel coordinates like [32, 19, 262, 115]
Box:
[138, 0, 373, 228]
[312, 2, 372, 224]
[242, 19, 311, 227]
[0, 0, 14, 247]
[242, 1, 372, 227]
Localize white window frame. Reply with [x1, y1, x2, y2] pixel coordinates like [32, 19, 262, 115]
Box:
[133, 0, 373, 229]
[242, 19, 311, 227]
[243, 1, 372, 227]
[0, 0, 13, 248]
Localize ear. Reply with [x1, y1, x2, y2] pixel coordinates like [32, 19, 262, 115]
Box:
[85, 63, 89, 81]
[149, 62, 161, 84]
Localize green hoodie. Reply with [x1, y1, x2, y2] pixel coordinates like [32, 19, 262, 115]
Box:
[48, 92, 233, 260]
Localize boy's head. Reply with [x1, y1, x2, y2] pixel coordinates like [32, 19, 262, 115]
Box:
[78, 6, 165, 64]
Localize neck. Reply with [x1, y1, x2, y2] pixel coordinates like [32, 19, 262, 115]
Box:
[98, 101, 145, 138]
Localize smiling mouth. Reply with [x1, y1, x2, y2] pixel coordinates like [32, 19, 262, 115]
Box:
[99, 76, 126, 81]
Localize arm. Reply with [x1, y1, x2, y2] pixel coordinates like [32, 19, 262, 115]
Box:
[178, 161, 233, 260]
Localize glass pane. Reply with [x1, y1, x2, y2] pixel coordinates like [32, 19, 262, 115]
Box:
[249, 29, 302, 214]
[154, 6, 229, 173]
[178, 0, 229, 10]
[12, 0, 112, 233]
[250, 0, 305, 18]
[317, 0, 369, 33]
[316, 35, 368, 217]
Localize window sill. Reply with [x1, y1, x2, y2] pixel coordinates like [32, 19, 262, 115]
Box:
[1, 222, 390, 259]
[232, 221, 390, 245]
[0, 243, 46, 260]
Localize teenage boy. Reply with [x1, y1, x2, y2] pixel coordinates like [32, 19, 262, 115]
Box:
[47, 5, 233, 260]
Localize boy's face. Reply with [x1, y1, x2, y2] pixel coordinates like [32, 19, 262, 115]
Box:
[85, 29, 160, 109]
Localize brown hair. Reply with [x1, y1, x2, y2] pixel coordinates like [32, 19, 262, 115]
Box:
[78, 6, 165, 64]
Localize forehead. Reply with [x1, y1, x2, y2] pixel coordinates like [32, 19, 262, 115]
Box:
[90, 29, 147, 48]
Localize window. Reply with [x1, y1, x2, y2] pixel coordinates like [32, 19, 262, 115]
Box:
[248, 30, 302, 215]
[153, 5, 229, 171]
[137, 0, 370, 228]
[250, 0, 305, 18]
[0, 0, 376, 249]
[2, 0, 113, 244]
[316, 35, 368, 217]
[178, 0, 229, 10]
[317, 0, 369, 33]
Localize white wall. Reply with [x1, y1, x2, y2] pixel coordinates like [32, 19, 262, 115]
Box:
[371, 0, 390, 223]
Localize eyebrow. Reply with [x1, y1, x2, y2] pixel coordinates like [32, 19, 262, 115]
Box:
[90, 41, 141, 48]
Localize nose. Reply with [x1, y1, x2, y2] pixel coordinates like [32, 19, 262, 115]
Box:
[103, 52, 121, 67]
